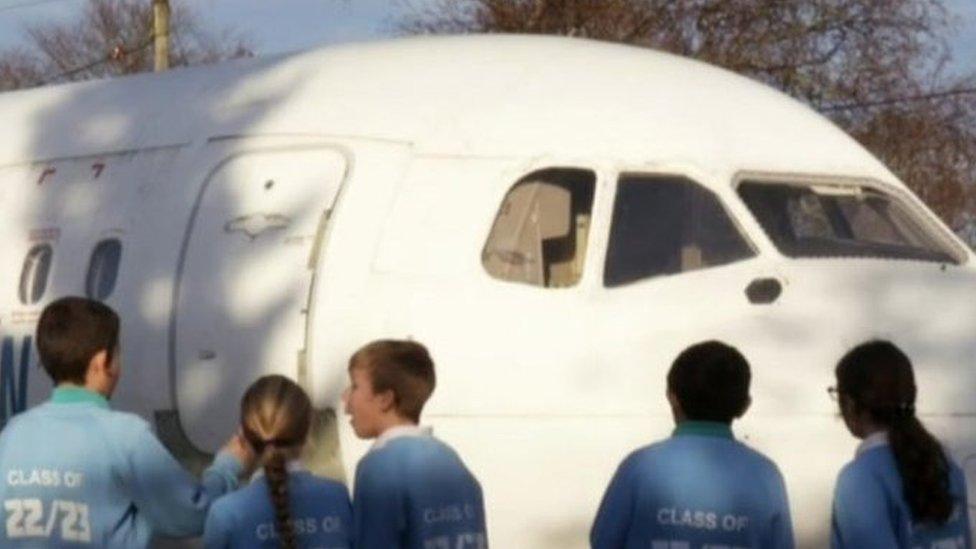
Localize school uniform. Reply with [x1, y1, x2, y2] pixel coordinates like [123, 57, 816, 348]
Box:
[831, 431, 972, 549]
[353, 425, 488, 549]
[0, 386, 242, 548]
[203, 461, 353, 548]
[590, 421, 795, 549]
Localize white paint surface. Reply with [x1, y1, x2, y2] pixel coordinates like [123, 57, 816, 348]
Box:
[0, 36, 973, 548]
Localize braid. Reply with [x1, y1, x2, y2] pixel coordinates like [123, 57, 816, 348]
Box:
[239, 375, 312, 548]
[263, 447, 297, 549]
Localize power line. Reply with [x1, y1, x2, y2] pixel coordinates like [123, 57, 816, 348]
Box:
[28, 33, 154, 87]
[820, 87, 976, 112]
[0, 0, 77, 14]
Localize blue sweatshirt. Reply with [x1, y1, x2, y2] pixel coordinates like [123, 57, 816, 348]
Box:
[831, 433, 972, 549]
[590, 421, 795, 549]
[0, 386, 242, 548]
[203, 465, 353, 548]
[353, 426, 488, 549]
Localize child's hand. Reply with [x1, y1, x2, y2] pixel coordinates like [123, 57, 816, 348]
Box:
[223, 430, 258, 476]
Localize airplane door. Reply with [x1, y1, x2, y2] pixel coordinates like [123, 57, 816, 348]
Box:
[174, 147, 347, 452]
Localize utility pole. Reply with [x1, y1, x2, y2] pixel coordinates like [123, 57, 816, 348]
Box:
[153, 0, 170, 72]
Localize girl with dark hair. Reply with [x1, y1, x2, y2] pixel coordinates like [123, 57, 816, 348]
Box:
[203, 375, 353, 549]
[831, 340, 972, 549]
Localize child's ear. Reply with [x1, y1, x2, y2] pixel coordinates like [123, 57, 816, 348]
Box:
[378, 389, 397, 413]
[838, 394, 857, 418]
[87, 349, 109, 378]
[736, 395, 752, 418]
[666, 389, 681, 413]
[666, 389, 686, 422]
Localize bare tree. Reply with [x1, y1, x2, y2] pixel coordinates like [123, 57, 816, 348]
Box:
[0, 0, 252, 91]
[0, 48, 45, 90]
[399, 0, 976, 243]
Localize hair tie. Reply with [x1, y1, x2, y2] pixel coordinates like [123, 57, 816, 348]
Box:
[266, 437, 302, 448]
[241, 425, 302, 454]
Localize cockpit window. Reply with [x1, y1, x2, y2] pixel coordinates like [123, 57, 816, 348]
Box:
[738, 181, 959, 264]
[86, 239, 122, 301]
[18, 244, 53, 305]
[604, 175, 755, 287]
[482, 168, 595, 288]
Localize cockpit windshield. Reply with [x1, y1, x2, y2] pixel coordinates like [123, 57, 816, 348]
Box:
[738, 181, 959, 264]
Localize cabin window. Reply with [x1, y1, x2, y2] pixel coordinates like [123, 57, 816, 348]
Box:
[738, 181, 959, 263]
[482, 168, 596, 288]
[86, 239, 122, 301]
[604, 175, 754, 287]
[18, 244, 53, 305]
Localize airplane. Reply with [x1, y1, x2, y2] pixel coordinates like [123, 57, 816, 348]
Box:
[0, 35, 974, 548]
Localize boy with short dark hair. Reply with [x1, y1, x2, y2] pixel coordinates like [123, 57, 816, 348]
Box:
[344, 339, 488, 548]
[0, 296, 253, 548]
[590, 340, 795, 549]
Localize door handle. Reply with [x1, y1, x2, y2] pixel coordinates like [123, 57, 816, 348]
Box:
[745, 278, 783, 305]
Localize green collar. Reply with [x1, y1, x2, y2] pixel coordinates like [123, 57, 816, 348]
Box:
[673, 420, 734, 439]
[51, 386, 110, 409]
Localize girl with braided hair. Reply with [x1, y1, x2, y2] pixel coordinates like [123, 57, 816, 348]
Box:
[203, 375, 353, 548]
[830, 341, 972, 549]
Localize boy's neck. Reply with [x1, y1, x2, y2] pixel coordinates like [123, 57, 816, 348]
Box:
[376, 416, 418, 437]
[56, 382, 110, 399]
[371, 420, 430, 451]
[51, 383, 110, 408]
[672, 419, 734, 439]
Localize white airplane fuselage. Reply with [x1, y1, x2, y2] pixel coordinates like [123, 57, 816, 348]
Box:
[0, 36, 974, 548]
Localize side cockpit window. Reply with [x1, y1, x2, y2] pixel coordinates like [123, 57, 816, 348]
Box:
[604, 175, 754, 287]
[86, 239, 122, 301]
[738, 181, 960, 263]
[18, 244, 53, 305]
[482, 168, 595, 288]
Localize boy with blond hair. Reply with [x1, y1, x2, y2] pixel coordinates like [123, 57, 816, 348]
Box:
[344, 340, 487, 548]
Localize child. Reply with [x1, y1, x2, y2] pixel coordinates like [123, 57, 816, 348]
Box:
[830, 340, 972, 548]
[590, 340, 794, 548]
[344, 339, 488, 548]
[203, 375, 353, 548]
[0, 296, 251, 547]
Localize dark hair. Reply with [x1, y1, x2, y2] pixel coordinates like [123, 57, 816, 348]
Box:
[240, 375, 312, 549]
[667, 341, 750, 423]
[349, 340, 435, 423]
[36, 296, 120, 384]
[836, 340, 953, 524]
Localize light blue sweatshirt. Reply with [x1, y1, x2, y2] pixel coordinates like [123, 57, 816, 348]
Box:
[353, 426, 487, 549]
[831, 432, 972, 549]
[203, 466, 353, 548]
[590, 421, 795, 549]
[0, 386, 242, 547]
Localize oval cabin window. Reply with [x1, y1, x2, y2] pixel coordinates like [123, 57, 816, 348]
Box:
[86, 239, 122, 301]
[18, 244, 53, 305]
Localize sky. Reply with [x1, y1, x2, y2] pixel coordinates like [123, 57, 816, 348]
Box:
[0, 0, 973, 74]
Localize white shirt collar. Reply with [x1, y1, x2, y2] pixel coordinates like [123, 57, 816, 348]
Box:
[856, 431, 889, 457]
[371, 425, 433, 452]
[251, 459, 305, 480]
